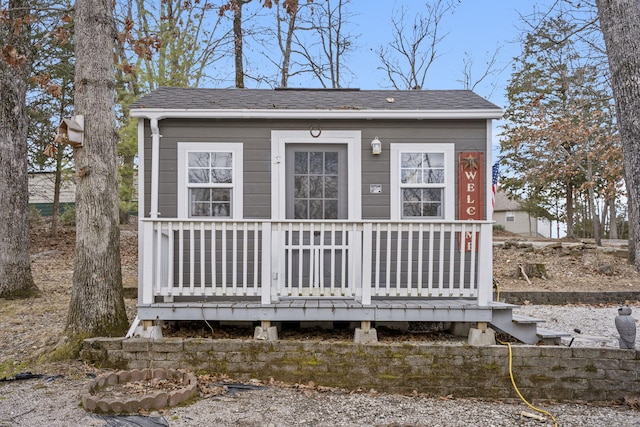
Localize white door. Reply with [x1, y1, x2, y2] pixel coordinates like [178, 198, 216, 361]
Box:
[271, 131, 362, 297]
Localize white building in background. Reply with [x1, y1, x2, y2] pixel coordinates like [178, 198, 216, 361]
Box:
[28, 172, 76, 216]
[28, 171, 138, 217]
[492, 190, 562, 238]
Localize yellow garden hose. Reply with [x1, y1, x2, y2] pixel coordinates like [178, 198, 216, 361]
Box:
[499, 339, 558, 426]
[493, 278, 503, 302]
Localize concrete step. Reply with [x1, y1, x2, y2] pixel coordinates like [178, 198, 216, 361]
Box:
[511, 314, 545, 324]
[536, 327, 571, 345]
[490, 308, 569, 345]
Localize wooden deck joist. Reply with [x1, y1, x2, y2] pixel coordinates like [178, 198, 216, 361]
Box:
[137, 299, 513, 323]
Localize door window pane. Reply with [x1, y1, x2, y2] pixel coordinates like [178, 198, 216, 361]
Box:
[309, 152, 324, 174]
[309, 176, 323, 198]
[294, 152, 308, 174]
[291, 149, 342, 219]
[324, 200, 338, 219]
[325, 176, 338, 199]
[325, 152, 338, 174]
[294, 176, 308, 198]
[294, 200, 308, 219]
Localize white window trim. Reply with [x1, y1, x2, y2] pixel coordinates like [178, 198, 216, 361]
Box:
[506, 211, 516, 222]
[270, 130, 361, 220]
[390, 143, 455, 221]
[177, 142, 244, 219]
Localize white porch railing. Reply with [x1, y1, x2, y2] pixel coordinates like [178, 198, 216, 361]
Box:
[140, 219, 493, 307]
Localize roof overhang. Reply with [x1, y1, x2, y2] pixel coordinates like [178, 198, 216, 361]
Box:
[129, 108, 504, 121]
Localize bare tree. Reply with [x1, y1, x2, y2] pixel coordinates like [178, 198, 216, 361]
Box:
[377, 0, 455, 90]
[114, 0, 230, 222]
[596, 0, 640, 268]
[219, 0, 252, 88]
[266, 0, 312, 87]
[456, 49, 500, 93]
[295, 0, 357, 88]
[0, 0, 39, 298]
[65, 0, 128, 339]
[274, 1, 300, 87]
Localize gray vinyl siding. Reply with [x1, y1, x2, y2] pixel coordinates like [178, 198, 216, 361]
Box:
[143, 118, 488, 220]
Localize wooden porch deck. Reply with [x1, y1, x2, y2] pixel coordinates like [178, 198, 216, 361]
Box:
[137, 298, 513, 323]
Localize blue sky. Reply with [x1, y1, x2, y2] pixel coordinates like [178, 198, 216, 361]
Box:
[339, 1, 558, 155]
[348, 0, 556, 109]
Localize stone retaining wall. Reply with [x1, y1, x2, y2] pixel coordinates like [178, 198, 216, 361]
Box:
[500, 291, 640, 305]
[81, 338, 640, 402]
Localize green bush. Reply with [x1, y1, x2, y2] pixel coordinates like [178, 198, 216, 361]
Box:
[59, 205, 76, 226]
[28, 205, 42, 225]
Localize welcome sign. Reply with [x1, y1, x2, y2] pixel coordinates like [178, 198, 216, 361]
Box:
[458, 152, 485, 251]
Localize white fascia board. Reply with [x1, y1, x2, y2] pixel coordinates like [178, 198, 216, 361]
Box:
[130, 108, 503, 120]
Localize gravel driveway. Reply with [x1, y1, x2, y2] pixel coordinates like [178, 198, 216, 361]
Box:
[1, 374, 640, 427]
[2, 305, 640, 426]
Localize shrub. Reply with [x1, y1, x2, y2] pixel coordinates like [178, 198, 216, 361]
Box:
[28, 205, 42, 225]
[59, 205, 76, 226]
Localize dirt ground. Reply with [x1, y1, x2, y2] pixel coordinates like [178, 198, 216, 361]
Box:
[1, 222, 639, 376]
[492, 229, 640, 293]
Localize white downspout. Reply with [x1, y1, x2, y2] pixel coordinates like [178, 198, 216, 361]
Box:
[149, 118, 161, 219]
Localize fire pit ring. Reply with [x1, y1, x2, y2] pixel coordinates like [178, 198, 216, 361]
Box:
[82, 368, 198, 414]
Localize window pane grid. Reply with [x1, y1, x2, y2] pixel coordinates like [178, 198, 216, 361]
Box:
[399, 151, 446, 219]
[188, 152, 233, 184]
[186, 151, 234, 218]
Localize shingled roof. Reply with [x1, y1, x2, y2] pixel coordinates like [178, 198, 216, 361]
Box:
[130, 88, 502, 117]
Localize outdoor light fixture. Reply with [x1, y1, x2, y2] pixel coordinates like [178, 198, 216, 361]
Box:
[371, 137, 382, 155]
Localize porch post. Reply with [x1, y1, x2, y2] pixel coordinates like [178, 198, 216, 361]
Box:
[359, 223, 372, 305]
[477, 222, 493, 306]
[137, 119, 146, 304]
[261, 222, 272, 304]
[141, 221, 155, 304]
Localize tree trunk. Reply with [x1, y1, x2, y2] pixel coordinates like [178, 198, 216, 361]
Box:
[233, 0, 245, 88]
[51, 146, 62, 237]
[279, 5, 297, 88]
[609, 197, 618, 239]
[51, 84, 72, 237]
[628, 188, 636, 265]
[565, 181, 574, 238]
[585, 160, 602, 246]
[587, 185, 601, 245]
[66, 0, 128, 337]
[0, 0, 39, 298]
[597, 0, 640, 270]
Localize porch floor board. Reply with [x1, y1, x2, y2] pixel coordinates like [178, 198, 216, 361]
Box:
[138, 298, 501, 323]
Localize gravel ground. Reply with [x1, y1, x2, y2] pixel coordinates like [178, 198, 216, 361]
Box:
[1, 373, 640, 427]
[514, 304, 640, 349]
[2, 304, 640, 427]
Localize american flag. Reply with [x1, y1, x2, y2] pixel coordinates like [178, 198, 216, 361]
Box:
[491, 161, 500, 209]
